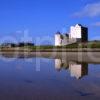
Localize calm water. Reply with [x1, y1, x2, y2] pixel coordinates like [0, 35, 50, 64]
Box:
[0, 53, 100, 100]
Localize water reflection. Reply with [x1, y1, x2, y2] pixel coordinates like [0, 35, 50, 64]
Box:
[0, 52, 100, 100]
[55, 59, 88, 79]
[0, 52, 99, 80]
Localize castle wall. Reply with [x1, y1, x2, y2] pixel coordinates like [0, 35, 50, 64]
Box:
[62, 35, 69, 45]
[70, 24, 88, 42]
[55, 34, 62, 46]
[55, 24, 88, 46]
[70, 25, 82, 39]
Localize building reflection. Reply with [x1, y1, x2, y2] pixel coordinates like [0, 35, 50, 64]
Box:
[55, 59, 69, 71]
[55, 59, 88, 79]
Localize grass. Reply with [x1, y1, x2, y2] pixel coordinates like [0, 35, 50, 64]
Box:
[28, 41, 100, 50]
[1, 41, 100, 52]
[32, 41, 100, 49]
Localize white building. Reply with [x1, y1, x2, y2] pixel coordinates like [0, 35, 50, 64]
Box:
[55, 24, 88, 46]
[55, 32, 62, 46]
[69, 24, 88, 42]
[70, 24, 82, 39]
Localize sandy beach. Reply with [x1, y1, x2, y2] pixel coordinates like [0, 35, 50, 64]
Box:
[0, 51, 100, 63]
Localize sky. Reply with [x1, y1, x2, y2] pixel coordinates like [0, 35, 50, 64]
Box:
[0, 0, 100, 44]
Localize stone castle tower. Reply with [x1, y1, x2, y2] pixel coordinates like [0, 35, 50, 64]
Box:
[55, 24, 88, 46]
[55, 32, 63, 46]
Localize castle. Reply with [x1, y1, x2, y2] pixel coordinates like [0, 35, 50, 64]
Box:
[55, 24, 88, 46]
[55, 59, 88, 79]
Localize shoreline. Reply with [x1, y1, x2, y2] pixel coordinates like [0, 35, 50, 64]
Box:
[0, 51, 100, 63]
[1, 48, 100, 52]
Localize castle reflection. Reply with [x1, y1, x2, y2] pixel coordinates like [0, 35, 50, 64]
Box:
[55, 59, 88, 79]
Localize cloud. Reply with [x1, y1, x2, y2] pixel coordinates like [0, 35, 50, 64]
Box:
[73, 2, 100, 17]
[92, 22, 100, 26]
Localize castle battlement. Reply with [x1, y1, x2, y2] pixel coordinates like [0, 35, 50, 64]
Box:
[55, 24, 88, 46]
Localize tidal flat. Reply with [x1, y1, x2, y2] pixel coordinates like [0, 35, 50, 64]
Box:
[0, 52, 100, 100]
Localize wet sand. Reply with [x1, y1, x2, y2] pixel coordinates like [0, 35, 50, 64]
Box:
[0, 52, 100, 63]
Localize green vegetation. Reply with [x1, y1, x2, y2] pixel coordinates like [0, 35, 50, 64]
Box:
[31, 41, 100, 50]
[1, 41, 100, 52]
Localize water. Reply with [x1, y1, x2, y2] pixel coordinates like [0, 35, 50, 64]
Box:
[0, 53, 100, 100]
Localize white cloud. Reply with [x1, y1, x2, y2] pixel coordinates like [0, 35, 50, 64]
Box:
[73, 2, 100, 17]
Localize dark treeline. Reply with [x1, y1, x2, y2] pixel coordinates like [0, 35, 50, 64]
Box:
[1, 42, 35, 47]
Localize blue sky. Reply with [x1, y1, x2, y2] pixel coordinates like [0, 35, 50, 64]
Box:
[0, 0, 100, 44]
